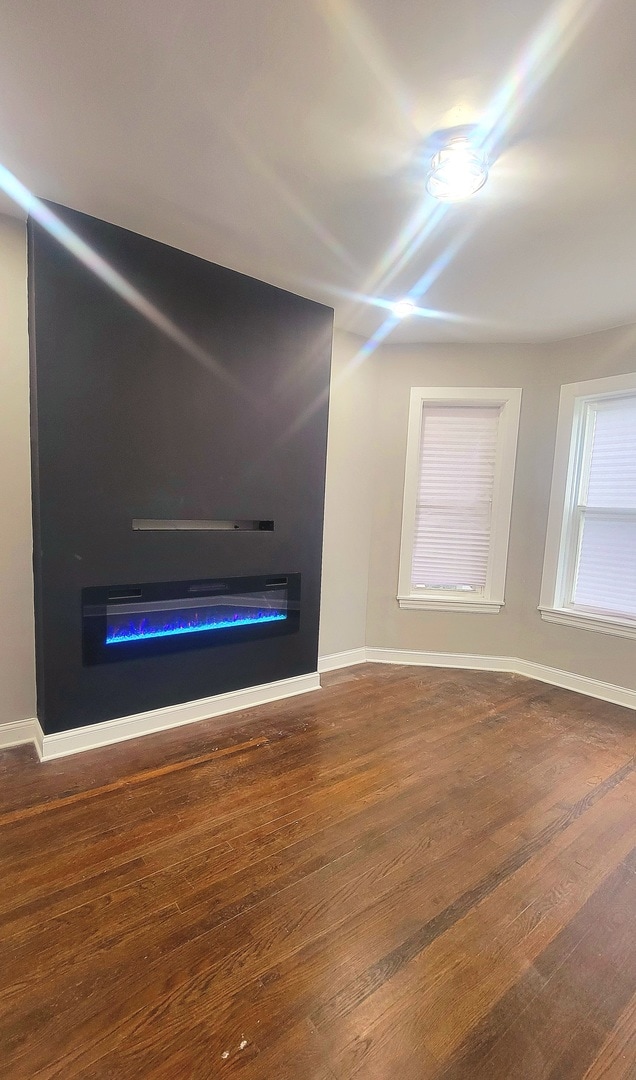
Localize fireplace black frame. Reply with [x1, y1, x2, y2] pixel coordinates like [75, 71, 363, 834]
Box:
[29, 203, 331, 733]
[82, 573, 301, 666]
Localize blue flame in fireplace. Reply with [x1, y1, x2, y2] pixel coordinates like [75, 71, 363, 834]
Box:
[106, 609, 287, 644]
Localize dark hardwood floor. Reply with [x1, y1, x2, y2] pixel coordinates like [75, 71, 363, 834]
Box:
[1, 663, 636, 1079]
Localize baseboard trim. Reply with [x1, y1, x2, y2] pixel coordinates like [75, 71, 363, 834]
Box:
[512, 658, 636, 712]
[318, 648, 367, 673]
[38, 672, 321, 761]
[363, 647, 636, 712]
[0, 717, 42, 752]
[365, 647, 514, 673]
[5, 645, 633, 762]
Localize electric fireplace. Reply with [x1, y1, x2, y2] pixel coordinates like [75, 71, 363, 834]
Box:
[82, 574, 300, 665]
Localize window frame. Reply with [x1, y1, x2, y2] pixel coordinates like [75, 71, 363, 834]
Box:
[539, 371, 636, 640]
[397, 386, 522, 614]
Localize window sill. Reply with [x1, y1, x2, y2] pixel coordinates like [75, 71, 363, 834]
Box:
[397, 596, 503, 614]
[539, 607, 636, 641]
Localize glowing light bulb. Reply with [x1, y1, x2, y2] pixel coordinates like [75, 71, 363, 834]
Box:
[392, 298, 416, 318]
[426, 138, 488, 201]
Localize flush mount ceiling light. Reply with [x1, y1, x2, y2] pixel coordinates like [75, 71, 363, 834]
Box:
[392, 298, 416, 318]
[426, 137, 488, 201]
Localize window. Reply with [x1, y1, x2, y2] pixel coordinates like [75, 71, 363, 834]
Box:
[540, 372, 636, 639]
[398, 387, 522, 613]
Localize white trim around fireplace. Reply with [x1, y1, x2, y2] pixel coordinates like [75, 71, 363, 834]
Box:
[34, 672, 321, 761]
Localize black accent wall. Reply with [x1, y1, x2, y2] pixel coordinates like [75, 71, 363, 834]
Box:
[28, 204, 333, 735]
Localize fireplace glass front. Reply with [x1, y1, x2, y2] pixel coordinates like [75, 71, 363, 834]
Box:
[82, 574, 300, 664]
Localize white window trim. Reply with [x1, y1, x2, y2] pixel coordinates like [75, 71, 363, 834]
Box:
[539, 370, 636, 640]
[397, 386, 522, 614]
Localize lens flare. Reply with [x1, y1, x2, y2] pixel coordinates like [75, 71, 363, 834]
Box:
[0, 164, 247, 398]
[392, 298, 416, 318]
[352, 0, 604, 350]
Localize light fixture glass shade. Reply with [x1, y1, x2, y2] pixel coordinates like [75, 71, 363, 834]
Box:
[426, 139, 488, 201]
[392, 298, 416, 318]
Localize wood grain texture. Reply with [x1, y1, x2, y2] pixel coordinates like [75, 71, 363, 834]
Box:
[1, 663, 635, 1078]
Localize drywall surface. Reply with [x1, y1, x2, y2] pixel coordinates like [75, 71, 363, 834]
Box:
[0, 215, 36, 726]
[319, 330, 376, 657]
[365, 333, 636, 693]
[518, 327, 636, 689]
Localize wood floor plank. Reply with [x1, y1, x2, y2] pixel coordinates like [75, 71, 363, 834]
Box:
[309, 759, 635, 1042]
[3, 687, 571, 942]
[582, 993, 636, 1079]
[438, 851, 636, 1079]
[1, 664, 635, 1079]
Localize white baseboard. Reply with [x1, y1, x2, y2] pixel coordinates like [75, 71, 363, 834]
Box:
[365, 647, 636, 711]
[318, 647, 367, 673]
[38, 672, 321, 761]
[0, 717, 42, 752]
[365, 647, 514, 672]
[513, 658, 636, 712]
[4, 645, 633, 762]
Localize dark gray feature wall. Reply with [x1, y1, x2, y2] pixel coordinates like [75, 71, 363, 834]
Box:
[28, 204, 333, 735]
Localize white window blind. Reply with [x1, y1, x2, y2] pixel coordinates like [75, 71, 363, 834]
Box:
[411, 404, 502, 592]
[399, 387, 521, 614]
[571, 396, 636, 618]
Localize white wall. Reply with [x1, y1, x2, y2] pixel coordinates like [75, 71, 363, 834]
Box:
[365, 330, 636, 692]
[0, 214, 36, 726]
[318, 330, 376, 658]
[365, 341, 546, 662]
[520, 327, 636, 688]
